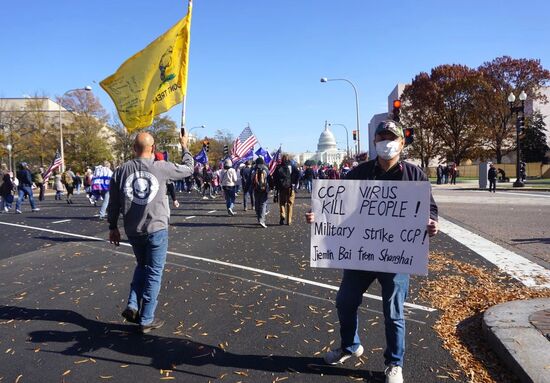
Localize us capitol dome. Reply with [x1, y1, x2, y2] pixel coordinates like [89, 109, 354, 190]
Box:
[297, 121, 348, 165]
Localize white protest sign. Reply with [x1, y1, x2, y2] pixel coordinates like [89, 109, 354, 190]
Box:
[310, 179, 431, 276]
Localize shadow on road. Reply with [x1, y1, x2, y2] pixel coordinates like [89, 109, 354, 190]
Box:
[511, 237, 550, 245]
[0, 305, 384, 381]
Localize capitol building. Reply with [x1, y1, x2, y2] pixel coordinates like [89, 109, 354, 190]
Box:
[296, 122, 348, 165]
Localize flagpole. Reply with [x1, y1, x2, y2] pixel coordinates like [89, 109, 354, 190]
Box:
[180, 0, 192, 136]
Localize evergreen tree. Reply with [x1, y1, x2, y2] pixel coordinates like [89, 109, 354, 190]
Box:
[520, 112, 549, 162]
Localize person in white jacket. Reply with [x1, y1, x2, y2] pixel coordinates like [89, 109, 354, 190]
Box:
[220, 159, 237, 216]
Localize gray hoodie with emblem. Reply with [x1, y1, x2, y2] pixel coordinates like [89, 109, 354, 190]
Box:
[108, 151, 194, 236]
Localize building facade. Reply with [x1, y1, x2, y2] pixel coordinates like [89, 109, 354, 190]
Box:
[296, 122, 348, 165]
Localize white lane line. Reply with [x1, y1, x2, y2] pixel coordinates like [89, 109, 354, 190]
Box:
[51, 219, 71, 224]
[185, 216, 196, 220]
[439, 217, 550, 288]
[0, 221, 436, 312]
[207, 210, 217, 214]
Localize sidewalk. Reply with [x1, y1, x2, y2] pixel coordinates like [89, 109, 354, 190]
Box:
[432, 179, 550, 192]
[483, 299, 550, 383]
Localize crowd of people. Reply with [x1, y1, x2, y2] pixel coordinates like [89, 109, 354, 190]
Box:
[0, 122, 442, 383]
[435, 163, 458, 185]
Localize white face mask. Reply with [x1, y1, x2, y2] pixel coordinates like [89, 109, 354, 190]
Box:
[375, 140, 401, 160]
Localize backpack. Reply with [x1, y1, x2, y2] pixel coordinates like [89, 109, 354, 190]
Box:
[279, 166, 292, 189]
[62, 172, 74, 186]
[253, 167, 268, 192]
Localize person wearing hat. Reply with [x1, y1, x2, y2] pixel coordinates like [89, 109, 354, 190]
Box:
[251, 156, 271, 228]
[15, 162, 40, 213]
[488, 162, 497, 193]
[221, 158, 237, 215]
[240, 160, 254, 211]
[305, 120, 439, 383]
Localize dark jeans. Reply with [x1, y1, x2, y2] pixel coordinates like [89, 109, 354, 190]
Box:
[254, 191, 268, 224]
[223, 186, 236, 210]
[336, 270, 409, 367]
[243, 186, 254, 209]
[489, 179, 496, 192]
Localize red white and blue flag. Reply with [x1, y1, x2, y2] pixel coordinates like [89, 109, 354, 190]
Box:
[268, 146, 281, 175]
[231, 126, 258, 160]
[43, 150, 63, 182]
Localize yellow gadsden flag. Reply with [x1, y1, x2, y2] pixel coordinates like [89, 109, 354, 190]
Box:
[100, 1, 192, 132]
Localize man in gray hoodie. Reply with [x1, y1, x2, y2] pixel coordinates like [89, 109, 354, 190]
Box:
[108, 131, 194, 333]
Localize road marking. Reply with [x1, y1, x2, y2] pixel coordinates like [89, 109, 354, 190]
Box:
[208, 210, 217, 214]
[439, 217, 550, 288]
[185, 216, 196, 220]
[0, 221, 436, 312]
[51, 219, 71, 224]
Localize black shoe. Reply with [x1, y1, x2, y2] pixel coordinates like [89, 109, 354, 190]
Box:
[139, 318, 165, 334]
[121, 307, 139, 324]
[279, 218, 285, 225]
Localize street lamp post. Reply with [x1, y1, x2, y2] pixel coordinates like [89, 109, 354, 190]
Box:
[320, 77, 361, 153]
[58, 86, 92, 172]
[6, 143, 13, 173]
[508, 91, 527, 187]
[328, 123, 350, 157]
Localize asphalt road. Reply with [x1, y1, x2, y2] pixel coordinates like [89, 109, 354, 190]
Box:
[0, 188, 542, 382]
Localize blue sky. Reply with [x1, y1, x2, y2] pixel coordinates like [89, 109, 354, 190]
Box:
[1, 0, 549, 154]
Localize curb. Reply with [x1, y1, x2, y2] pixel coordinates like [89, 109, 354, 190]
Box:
[483, 299, 550, 383]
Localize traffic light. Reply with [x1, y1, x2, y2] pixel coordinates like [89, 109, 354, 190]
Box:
[392, 99, 401, 122]
[203, 140, 210, 152]
[404, 127, 414, 145]
[352, 130, 357, 141]
[223, 144, 229, 156]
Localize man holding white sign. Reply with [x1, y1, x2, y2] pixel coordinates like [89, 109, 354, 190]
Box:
[306, 120, 438, 383]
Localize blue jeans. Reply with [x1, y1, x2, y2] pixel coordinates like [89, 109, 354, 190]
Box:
[305, 179, 313, 193]
[15, 186, 37, 210]
[223, 186, 236, 210]
[98, 191, 110, 218]
[336, 270, 409, 367]
[243, 187, 254, 209]
[254, 191, 268, 224]
[127, 229, 169, 325]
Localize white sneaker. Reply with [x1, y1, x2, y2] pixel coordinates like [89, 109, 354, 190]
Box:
[202, 196, 208, 200]
[323, 345, 364, 365]
[228, 208, 235, 216]
[260, 222, 267, 228]
[385, 365, 403, 383]
[15, 209, 22, 214]
[32, 208, 40, 212]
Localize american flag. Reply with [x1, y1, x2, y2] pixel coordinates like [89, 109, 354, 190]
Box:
[231, 126, 258, 159]
[268, 147, 281, 175]
[42, 150, 63, 182]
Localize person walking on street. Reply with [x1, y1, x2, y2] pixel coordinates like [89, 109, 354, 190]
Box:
[221, 159, 237, 216]
[201, 164, 214, 199]
[304, 165, 314, 193]
[488, 163, 497, 193]
[62, 167, 76, 204]
[92, 161, 113, 220]
[108, 131, 194, 334]
[0, 171, 15, 213]
[33, 166, 46, 201]
[436, 164, 443, 185]
[15, 162, 40, 213]
[53, 172, 64, 200]
[306, 120, 439, 383]
[251, 156, 270, 228]
[240, 160, 254, 211]
[449, 163, 458, 185]
[274, 154, 299, 225]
